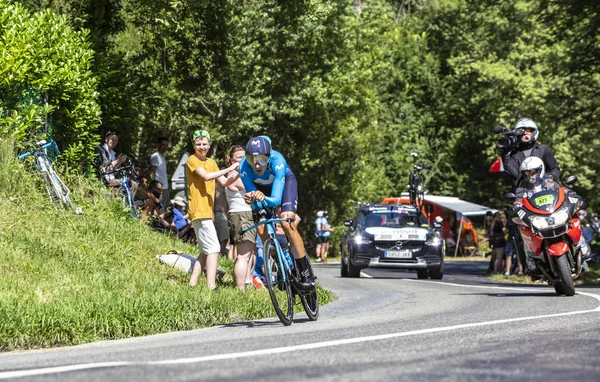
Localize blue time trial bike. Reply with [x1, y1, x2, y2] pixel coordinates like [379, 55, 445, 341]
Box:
[18, 140, 81, 214]
[242, 203, 319, 326]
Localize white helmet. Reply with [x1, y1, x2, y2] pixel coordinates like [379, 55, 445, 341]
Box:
[519, 156, 545, 184]
[515, 118, 539, 141]
[316, 211, 324, 218]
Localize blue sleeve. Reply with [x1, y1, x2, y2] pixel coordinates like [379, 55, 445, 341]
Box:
[239, 159, 257, 193]
[263, 152, 287, 208]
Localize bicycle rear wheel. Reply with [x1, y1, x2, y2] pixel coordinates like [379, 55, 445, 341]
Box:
[263, 239, 294, 326]
[298, 257, 319, 321]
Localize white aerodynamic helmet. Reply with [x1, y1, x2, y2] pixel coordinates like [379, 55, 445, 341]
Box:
[519, 156, 545, 184]
[515, 118, 539, 141]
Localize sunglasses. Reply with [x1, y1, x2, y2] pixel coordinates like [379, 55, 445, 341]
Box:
[245, 154, 270, 166]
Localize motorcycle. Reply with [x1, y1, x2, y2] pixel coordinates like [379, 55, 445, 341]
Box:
[507, 175, 583, 296]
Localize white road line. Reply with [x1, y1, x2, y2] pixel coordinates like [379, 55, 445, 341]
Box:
[1, 283, 599, 379]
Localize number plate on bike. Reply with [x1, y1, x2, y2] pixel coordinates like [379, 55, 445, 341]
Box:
[385, 250, 412, 258]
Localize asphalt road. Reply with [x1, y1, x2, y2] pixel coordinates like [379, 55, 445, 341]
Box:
[1, 260, 599, 381]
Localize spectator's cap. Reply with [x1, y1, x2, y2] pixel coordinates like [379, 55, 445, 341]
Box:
[485, 210, 493, 217]
[316, 211, 323, 218]
[105, 131, 117, 138]
[171, 195, 187, 208]
[324, 210, 328, 216]
[192, 129, 210, 142]
[435, 216, 443, 223]
[245, 136, 271, 156]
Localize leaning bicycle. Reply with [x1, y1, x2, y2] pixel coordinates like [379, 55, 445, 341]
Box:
[407, 152, 425, 210]
[18, 140, 81, 214]
[241, 203, 319, 326]
[102, 161, 140, 219]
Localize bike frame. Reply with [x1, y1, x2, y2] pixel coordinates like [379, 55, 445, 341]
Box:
[243, 217, 294, 283]
[18, 140, 75, 212]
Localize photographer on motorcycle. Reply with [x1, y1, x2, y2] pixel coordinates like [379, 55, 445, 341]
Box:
[499, 118, 561, 183]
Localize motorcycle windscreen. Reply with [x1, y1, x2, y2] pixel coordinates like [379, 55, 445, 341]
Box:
[526, 190, 560, 212]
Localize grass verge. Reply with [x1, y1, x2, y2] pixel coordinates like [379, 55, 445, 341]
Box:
[0, 138, 335, 351]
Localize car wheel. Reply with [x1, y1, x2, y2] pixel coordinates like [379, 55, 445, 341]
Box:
[416, 269, 429, 279]
[428, 262, 444, 280]
[341, 253, 348, 277]
[347, 256, 361, 278]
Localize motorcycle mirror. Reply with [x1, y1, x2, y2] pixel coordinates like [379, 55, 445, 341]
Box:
[493, 125, 507, 133]
[504, 192, 517, 200]
[564, 175, 577, 185]
[344, 219, 353, 227]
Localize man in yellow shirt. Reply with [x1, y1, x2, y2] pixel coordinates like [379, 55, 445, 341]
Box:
[187, 129, 239, 290]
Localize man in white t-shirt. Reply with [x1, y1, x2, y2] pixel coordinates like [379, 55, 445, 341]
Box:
[149, 137, 169, 213]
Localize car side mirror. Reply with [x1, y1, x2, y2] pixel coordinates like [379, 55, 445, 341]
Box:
[504, 192, 516, 201]
[344, 219, 353, 227]
[564, 175, 577, 185]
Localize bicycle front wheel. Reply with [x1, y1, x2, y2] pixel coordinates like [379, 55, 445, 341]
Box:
[118, 186, 139, 219]
[263, 239, 294, 326]
[299, 257, 319, 321]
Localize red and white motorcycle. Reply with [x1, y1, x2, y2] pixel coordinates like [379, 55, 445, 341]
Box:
[509, 175, 586, 296]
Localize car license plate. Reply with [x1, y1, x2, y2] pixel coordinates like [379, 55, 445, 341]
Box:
[385, 250, 412, 258]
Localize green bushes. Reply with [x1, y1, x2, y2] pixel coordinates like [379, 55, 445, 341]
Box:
[0, 1, 101, 169]
[0, 138, 334, 351]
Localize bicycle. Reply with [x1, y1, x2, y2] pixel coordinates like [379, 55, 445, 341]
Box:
[18, 140, 82, 214]
[407, 152, 425, 210]
[102, 161, 140, 219]
[241, 203, 319, 326]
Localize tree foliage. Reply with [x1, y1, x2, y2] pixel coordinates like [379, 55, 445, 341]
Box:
[5, 0, 600, 238]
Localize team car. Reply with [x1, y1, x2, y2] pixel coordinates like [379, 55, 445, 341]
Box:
[340, 203, 444, 279]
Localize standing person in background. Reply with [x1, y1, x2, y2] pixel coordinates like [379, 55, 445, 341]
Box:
[214, 180, 230, 257]
[187, 129, 238, 290]
[224, 145, 256, 291]
[314, 211, 324, 262]
[320, 211, 334, 262]
[492, 211, 508, 274]
[149, 137, 170, 213]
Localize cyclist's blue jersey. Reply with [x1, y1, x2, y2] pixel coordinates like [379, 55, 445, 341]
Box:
[239, 149, 289, 209]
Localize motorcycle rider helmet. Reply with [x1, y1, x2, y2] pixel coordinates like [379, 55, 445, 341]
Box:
[514, 118, 539, 141]
[519, 156, 545, 184]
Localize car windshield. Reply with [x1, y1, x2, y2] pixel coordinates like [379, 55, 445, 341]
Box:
[361, 211, 425, 228]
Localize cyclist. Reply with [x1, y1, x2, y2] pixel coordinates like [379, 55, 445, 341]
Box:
[239, 136, 315, 290]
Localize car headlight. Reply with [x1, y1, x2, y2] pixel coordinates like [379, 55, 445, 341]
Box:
[425, 236, 441, 246]
[354, 235, 372, 245]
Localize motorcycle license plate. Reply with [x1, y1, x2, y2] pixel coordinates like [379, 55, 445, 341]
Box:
[535, 194, 555, 206]
[385, 250, 412, 259]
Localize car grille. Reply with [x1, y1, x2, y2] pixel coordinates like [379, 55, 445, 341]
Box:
[375, 240, 424, 251]
[537, 225, 568, 238]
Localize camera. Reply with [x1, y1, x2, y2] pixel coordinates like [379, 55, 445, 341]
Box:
[493, 125, 524, 151]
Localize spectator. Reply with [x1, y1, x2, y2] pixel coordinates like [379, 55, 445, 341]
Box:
[319, 211, 334, 262]
[170, 196, 196, 244]
[224, 144, 256, 291]
[141, 180, 164, 221]
[214, 179, 230, 257]
[314, 211, 324, 262]
[187, 129, 238, 290]
[149, 137, 170, 213]
[93, 131, 138, 196]
[492, 211, 508, 274]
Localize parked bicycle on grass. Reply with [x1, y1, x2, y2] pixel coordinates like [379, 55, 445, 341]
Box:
[101, 160, 141, 219]
[241, 202, 319, 326]
[18, 140, 82, 214]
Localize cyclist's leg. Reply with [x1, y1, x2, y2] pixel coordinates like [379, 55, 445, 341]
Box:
[278, 170, 314, 287]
